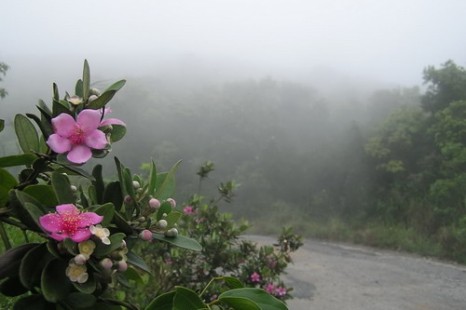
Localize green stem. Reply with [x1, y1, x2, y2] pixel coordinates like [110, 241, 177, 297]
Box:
[0, 222, 12, 250]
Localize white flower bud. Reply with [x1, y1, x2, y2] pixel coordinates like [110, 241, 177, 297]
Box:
[165, 228, 178, 238]
[158, 219, 168, 229]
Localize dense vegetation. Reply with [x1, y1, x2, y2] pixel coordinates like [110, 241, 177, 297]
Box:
[2, 60, 466, 263]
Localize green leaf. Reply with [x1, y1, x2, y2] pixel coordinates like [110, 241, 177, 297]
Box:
[156, 201, 174, 221]
[51, 171, 75, 204]
[173, 286, 207, 310]
[92, 164, 105, 204]
[109, 124, 126, 143]
[54, 159, 95, 180]
[93, 232, 126, 257]
[155, 160, 182, 200]
[88, 80, 126, 110]
[19, 243, 53, 289]
[52, 98, 71, 117]
[65, 292, 96, 309]
[165, 210, 182, 227]
[53, 83, 60, 102]
[218, 297, 261, 310]
[92, 203, 115, 226]
[145, 291, 176, 310]
[13, 294, 52, 310]
[72, 273, 96, 294]
[112, 210, 133, 234]
[14, 114, 40, 154]
[219, 288, 287, 310]
[0, 168, 17, 207]
[223, 276, 244, 289]
[0, 276, 28, 297]
[26, 112, 52, 140]
[148, 160, 157, 196]
[14, 190, 47, 230]
[0, 119, 4, 132]
[103, 181, 123, 211]
[23, 184, 58, 208]
[0, 243, 39, 278]
[75, 79, 84, 98]
[126, 251, 151, 273]
[0, 153, 37, 167]
[83, 60, 90, 100]
[41, 259, 72, 302]
[152, 234, 202, 251]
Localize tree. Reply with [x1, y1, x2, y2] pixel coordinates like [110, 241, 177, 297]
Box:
[422, 60, 466, 113]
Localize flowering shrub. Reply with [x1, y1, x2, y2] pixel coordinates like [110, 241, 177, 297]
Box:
[0, 61, 288, 309]
[122, 161, 303, 305]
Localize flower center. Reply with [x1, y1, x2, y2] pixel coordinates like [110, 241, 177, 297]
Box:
[69, 125, 85, 145]
[61, 212, 81, 234]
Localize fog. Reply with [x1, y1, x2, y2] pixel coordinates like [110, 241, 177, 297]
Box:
[1, 0, 466, 223]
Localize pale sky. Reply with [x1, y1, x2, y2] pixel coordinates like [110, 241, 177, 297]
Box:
[2, 0, 466, 85]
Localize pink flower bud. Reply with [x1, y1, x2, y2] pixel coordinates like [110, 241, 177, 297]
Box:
[139, 229, 153, 241]
[117, 260, 128, 272]
[124, 195, 132, 204]
[100, 258, 113, 270]
[149, 198, 161, 209]
[74, 254, 88, 265]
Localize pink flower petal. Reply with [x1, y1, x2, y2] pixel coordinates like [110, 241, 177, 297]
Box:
[84, 130, 107, 150]
[39, 213, 62, 233]
[67, 145, 92, 164]
[78, 212, 103, 227]
[46, 134, 72, 153]
[76, 109, 102, 133]
[52, 113, 76, 137]
[49, 231, 67, 241]
[100, 118, 126, 126]
[70, 229, 92, 243]
[56, 204, 80, 215]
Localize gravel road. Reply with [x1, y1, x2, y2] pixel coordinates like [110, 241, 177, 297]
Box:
[248, 236, 466, 310]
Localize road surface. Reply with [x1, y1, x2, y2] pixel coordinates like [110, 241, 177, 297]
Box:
[248, 236, 466, 310]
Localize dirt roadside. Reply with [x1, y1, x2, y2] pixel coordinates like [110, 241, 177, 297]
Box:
[247, 236, 466, 310]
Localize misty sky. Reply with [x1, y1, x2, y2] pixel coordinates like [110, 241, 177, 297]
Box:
[2, 0, 466, 86]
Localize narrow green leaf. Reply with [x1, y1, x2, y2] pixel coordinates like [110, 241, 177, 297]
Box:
[105, 79, 126, 92]
[165, 210, 182, 227]
[75, 79, 84, 98]
[155, 160, 182, 200]
[219, 288, 287, 310]
[52, 98, 71, 117]
[0, 168, 17, 207]
[26, 112, 52, 141]
[41, 259, 72, 302]
[14, 114, 39, 154]
[0, 153, 36, 167]
[53, 83, 59, 101]
[103, 181, 123, 211]
[148, 160, 157, 196]
[152, 234, 202, 251]
[126, 251, 151, 273]
[87, 80, 126, 109]
[0, 119, 4, 132]
[223, 277, 244, 289]
[173, 286, 206, 310]
[156, 201, 173, 221]
[145, 291, 175, 310]
[112, 210, 133, 234]
[92, 164, 105, 204]
[83, 60, 90, 100]
[51, 171, 75, 204]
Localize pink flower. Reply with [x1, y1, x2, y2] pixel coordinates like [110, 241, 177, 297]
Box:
[250, 272, 261, 283]
[264, 283, 276, 294]
[39, 204, 103, 242]
[274, 286, 287, 297]
[47, 109, 109, 164]
[183, 205, 195, 215]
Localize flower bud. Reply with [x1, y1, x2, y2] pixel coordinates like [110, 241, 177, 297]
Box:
[70, 185, 77, 192]
[124, 195, 132, 204]
[158, 219, 168, 229]
[149, 198, 161, 210]
[139, 229, 153, 241]
[166, 198, 176, 208]
[89, 88, 101, 96]
[74, 254, 88, 265]
[88, 95, 98, 103]
[117, 260, 128, 272]
[100, 258, 113, 270]
[138, 216, 146, 223]
[132, 181, 140, 189]
[68, 95, 83, 106]
[165, 228, 178, 238]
